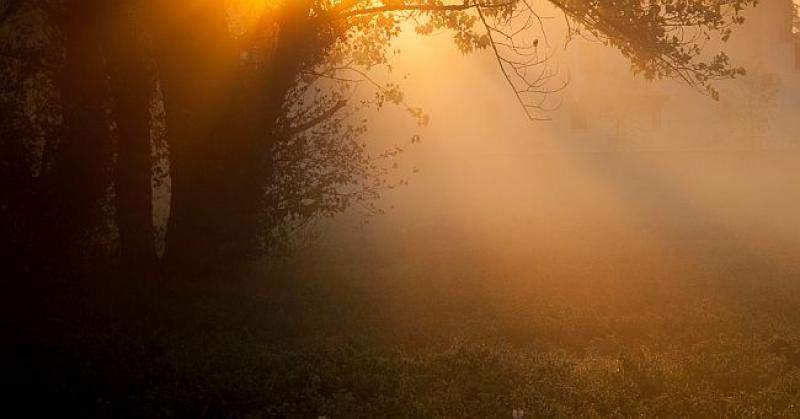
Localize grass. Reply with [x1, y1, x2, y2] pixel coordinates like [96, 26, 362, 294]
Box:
[8, 238, 800, 418]
[6, 151, 800, 417]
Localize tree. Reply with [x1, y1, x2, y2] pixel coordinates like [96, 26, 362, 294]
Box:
[0, 0, 757, 276]
[104, 1, 159, 267]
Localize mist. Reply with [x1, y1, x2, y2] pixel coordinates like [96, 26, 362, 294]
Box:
[4, 1, 800, 417]
[311, 1, 800, 277]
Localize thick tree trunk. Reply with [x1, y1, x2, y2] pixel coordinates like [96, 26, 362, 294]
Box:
[152, 1, 256, 271]
[151, 1, 319, 274]
[48, 0, 113, 267]
[104, 3, 158, 269]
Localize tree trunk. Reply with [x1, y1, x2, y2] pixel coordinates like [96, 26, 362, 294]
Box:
[152, 1, 253, 272]
[48, 0, 113, 268]
[104, 3, 158, 269]
[151, 1, 319, 274]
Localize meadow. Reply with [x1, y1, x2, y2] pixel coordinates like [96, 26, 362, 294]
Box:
[6, 151, 800, 418]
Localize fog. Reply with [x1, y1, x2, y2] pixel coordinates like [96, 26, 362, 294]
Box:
[7, 2, 800, 415]
[300, 3, 800, 298]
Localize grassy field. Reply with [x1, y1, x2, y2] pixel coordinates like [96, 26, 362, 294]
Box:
[6, 151, 800, 417]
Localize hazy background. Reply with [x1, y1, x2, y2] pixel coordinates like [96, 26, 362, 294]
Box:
[305, 1, 800, 276]
[7, 2, 800, 416]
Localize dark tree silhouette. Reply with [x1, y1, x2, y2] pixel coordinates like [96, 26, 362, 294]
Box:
[0, 0, 757, 277]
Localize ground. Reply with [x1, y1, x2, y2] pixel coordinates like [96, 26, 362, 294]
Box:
[5, 151, 800, 417]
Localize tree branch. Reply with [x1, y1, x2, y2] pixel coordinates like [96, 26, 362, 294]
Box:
[333, 1, 513, 20]
[286, 100, 348, 136]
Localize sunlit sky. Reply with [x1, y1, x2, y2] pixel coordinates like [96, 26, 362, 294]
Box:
[313, 2, 800, 266]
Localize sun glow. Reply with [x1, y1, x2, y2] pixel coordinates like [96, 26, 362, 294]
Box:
[228, 0, 281, 36]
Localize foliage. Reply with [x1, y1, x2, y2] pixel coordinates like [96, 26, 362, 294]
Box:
[241, 0, 759, 250]
[555, 0, 757, 98]
[0, 0, 760, 266]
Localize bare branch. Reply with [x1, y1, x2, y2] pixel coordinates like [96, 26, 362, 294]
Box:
[286, 100, 348, 136]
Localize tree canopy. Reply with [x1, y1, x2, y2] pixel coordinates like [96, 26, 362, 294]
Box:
[0, 0, 757, 276]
